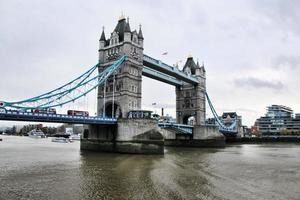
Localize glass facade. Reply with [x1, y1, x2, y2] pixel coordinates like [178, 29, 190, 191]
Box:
[256, 105, 300, 135]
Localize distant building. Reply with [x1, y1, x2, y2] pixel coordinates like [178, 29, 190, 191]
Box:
[206, 112, 246, 137]
[255, 105, 300, 135]
[221, 112, 244, 137]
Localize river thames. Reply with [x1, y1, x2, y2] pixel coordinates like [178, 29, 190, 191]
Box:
[0, 136, 299, 200]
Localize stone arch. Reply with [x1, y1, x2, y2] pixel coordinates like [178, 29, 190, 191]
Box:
[102, 101, 123, 118]
[183, 115, 196, 125]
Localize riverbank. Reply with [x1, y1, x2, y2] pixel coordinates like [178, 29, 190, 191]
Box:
[227, 136, 300, 144]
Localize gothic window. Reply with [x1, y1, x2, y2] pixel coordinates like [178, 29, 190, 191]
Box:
[186, 91, 190, 97]
[185, 99, 190, 108]
[132, 85, 134, 92]
[115, 38, 117, 44]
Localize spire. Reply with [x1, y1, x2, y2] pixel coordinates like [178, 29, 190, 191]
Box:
[119, 12, 125, 21]
[183, 55, 197, 74]
[196, 59, 200, 68]
[201, 61, 206, 72]
[100, 26, 106, 41]
[138, 24, 144, 39]
[125, 17, 131, 32]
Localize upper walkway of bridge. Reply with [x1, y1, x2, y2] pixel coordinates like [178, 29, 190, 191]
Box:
[143, 54, 199, 86]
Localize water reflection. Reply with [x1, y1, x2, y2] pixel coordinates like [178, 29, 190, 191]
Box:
[0, 136, 299, 200]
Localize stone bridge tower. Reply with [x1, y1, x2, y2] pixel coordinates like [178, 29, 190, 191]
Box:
[97, 16, 144, 118]
[176, 56, 206, 126]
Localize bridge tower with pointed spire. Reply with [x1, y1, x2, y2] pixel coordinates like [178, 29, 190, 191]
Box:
[176, 55, 206, 126]
[98, 16, 144, 119]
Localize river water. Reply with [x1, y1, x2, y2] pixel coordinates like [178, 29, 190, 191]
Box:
[0, 136, 299, 200]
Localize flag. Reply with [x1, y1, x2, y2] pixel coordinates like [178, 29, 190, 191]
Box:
[162, 52, 168, 55]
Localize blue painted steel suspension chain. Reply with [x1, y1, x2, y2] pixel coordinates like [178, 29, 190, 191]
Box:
[2, 56, 126, 110]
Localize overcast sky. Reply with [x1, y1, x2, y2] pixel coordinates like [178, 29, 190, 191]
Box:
[1, 0, 300, 126]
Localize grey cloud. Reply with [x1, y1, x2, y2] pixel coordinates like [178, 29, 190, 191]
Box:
[272, 55, 300, 69]
[251, 0, 300, 36]
[234, 77, 284, 90]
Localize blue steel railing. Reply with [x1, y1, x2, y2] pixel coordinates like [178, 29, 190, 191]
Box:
[158, 122, 193, 134]
[0, 110, 117, 125]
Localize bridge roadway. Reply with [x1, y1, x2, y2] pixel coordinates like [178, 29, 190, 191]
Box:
[0, 110, 117, 125]
[0, 110, 193, 134]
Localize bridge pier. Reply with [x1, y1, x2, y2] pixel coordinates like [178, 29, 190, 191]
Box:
[81, 119, 164, 154]
[161, 125, 225, 147]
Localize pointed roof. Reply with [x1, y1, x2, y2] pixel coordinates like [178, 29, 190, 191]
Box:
[99, 28, 106, 41]
[125, 18, 131, 32]
[196, 60, 200, 68]
[183, 56, 197, 74]
[114, 18, 128, 42]
[201, 61, 206, 72]
[138, 24, 144, 39]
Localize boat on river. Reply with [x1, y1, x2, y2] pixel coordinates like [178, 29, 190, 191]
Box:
[51, 137, 71, 143]
[28, 129, 46, 138]
[69, 134, 81, 141]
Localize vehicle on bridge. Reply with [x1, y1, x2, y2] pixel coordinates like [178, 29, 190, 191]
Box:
[31, 108, 56, 114]
[67, 110, 89, 117]
[127, 110, 152, 119]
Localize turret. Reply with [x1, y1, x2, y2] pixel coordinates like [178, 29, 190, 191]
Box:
[138, 24, 144, 47]
[200, 61, 206, 76]
[99, 27, 106, 49]
[195, 59, 201, 76]
[124, 18, 131, 42]
[182, 54, 197, 75]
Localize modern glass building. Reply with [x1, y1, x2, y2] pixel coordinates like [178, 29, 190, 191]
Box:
[256, 105, 300, 135]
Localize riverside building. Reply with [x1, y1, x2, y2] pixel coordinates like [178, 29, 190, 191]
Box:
[256, 105, 300, 135]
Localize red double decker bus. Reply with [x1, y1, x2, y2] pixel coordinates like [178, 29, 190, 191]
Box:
[67, 110, 89, 117]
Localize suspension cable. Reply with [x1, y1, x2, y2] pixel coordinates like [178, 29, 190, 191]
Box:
[103, 80, 106, 118]
[112, 73, 115, 118]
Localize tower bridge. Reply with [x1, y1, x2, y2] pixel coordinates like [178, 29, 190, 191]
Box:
[0, 16, 237, 154]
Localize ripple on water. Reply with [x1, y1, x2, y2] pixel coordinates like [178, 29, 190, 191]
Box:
[0, 136, 300, 200]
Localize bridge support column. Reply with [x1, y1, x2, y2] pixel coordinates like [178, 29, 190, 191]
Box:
[81, 119, 164, 154]
[192, 125, 225, 147]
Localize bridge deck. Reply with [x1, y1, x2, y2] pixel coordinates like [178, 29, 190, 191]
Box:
[0, 111, 117, 125]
